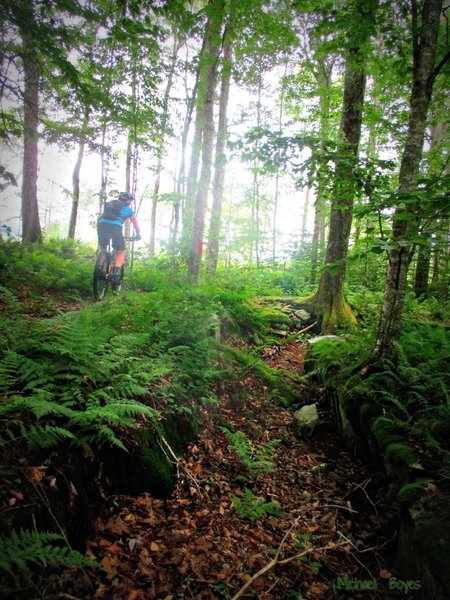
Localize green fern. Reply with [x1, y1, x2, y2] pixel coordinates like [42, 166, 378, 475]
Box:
[0, 529, 97, 576]
[230, 488, 282, 521]
[0, 393, 75, 419]
[221, 428, 280, 479]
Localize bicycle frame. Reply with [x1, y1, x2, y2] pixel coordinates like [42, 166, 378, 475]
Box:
[92, 237, 140, 301]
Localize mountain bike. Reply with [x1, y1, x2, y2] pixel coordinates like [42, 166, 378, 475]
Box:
[93, 237, 139, 301]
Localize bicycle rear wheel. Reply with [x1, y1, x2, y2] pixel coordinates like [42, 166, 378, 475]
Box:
[93, 250, 110, 300]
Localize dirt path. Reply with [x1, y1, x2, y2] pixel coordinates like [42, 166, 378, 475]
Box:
[74, 339, 393, 599]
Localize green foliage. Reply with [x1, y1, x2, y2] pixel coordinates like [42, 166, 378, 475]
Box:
[220, 343, 299, 404]
[396, 482, 429, 508]
[305, 335, 372, 382]
[0, 239, 94, 299]
[372, 417, 407, 450]
[230, 488, 281, 521]
[1, 252, 286, 459]
[0, 528, 98, 576]
[384, 443, 416, 466]
[221, 428, 280, 479]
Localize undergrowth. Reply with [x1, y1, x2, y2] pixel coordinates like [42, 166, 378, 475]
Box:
[221, 428, 280, 480]
[307, 310, 450, 481]
[0, 529, 98, 598]
[0, 250, 277, 588]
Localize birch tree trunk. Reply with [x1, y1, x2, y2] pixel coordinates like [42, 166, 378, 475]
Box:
[20, 8, 42, 244]
[374, 0, 444, 360]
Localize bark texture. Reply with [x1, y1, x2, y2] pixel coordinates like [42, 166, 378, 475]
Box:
[187, 0, 225, 281]
[305, 0, 379, 332]
[206, 40, 232, 274]
[374, 0, 443, 360]
[68, 109, 89, 239]
[21, 12, 42, 244]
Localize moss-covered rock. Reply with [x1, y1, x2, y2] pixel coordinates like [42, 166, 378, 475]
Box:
[219, 343, 302, 405]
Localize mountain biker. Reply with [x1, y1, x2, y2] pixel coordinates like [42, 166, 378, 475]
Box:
[97, 191, 141, 283]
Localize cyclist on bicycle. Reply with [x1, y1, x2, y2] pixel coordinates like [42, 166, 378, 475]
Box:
[97, 191, 141, 283]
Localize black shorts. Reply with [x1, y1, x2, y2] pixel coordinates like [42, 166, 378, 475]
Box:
[97, 222, 125, 251]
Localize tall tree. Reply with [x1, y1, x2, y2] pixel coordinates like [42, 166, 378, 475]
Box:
[68, 108, 90, 239]
[206, 33, 233, 273]
[19, 1, 42, 243]
[150, 35, 183, 255]
[305, 0, 379, 333]
[374, 0, 448, 360]
[187, 0, 226, 281]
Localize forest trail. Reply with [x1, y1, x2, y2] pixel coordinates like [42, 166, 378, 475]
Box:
[77, 338, 393, 600]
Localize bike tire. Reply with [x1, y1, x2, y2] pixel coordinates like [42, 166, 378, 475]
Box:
[93, 250, 110, 300]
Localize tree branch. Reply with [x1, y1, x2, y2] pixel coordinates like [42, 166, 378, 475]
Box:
[231, 523, 347, 600]
[433, 49, 450, 78]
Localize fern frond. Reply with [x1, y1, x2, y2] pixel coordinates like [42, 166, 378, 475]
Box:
[0, 529, 97, 576]
[230, 488, 282, 521]
[0, 394, 74, 419]
[23, 425, 77, 449]
[0, 352, 47, 393]
[75, 426, 128, 452]
[79, 400, 157, 423]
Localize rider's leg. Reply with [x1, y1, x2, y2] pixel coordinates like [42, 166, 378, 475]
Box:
[111, 228, 126, 283]
[97, 224, 110, 267]
[114, 250, 125, 268]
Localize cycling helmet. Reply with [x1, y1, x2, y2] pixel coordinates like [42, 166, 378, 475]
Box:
[118, 191, 134, 203]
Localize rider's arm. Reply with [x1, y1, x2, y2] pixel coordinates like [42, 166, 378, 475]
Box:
[130, 215, 141, 238]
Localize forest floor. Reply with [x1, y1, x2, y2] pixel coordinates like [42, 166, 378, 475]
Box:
[57, 337, 400, 600]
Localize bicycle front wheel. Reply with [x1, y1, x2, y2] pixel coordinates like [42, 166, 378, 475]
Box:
[93, 250, 110, 300]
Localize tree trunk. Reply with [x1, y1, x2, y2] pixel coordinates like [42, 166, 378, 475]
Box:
[99, 119, 109, 210]
[412, 121, 444, 297]
[251, 74, 263, 265]
[309, 195, 326, 285]
[187, 0, 225, 281]
[310, 3, 378, 332]
[374, 0, 443, 360]
[272, 59, 288, 261]
[21, 13, 42, 244]
[68, 109, 89, 240]
[414, 239, 432, 297]
[149, 36, 181, 256]
[170, 46, 199, 252]
[309, 65, 333, 285]
[206, 39, 233, 274]
[301, 186, 311, 246]
[181, 38, 208, 251]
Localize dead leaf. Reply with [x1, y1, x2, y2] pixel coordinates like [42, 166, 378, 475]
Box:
[105, 542, 122, 554]
[379, 569, 392, 579]
[100, 554, 118, 573]
[127, 591, 139, 600]
[150, 541, 160, 552]
[69, 481, 78, 496]
[26, 466, 46, 485]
